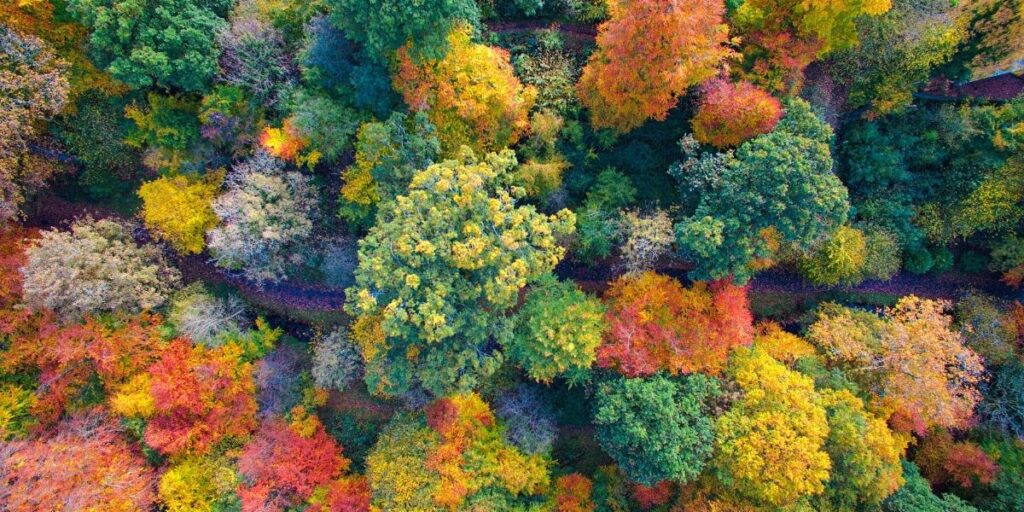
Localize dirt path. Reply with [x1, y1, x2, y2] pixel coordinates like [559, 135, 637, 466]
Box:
[24, 194, 1015, 316]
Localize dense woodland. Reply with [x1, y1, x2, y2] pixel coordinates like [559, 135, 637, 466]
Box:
[3, 0, 1024, 510]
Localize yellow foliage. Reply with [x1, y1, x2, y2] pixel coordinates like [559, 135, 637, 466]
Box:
[138, 173, 221, 254]
[159, 457, 237, 512]
[714, 347, 831, 507]
[753, 321, 817, 363]
[394, 25, 536, 154]
[0, 384, 35, 439]
[818, 389, 908, 507]
[110, 373, 155, 418]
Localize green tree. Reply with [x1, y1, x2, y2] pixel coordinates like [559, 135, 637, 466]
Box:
[593, 374, 719, 486]
[829, 0, 964, 116]
[882, 460, 977, 512]
[68, 0, 229, 91]
[799, 225, 868, 286]
[338, 112, 441, 230]
[676, 99, 849, 283]
[346, 149, 575, 396]
[506, 273, 606, 383]
[327, 0, 480, 63]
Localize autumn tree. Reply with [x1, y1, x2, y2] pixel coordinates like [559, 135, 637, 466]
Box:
[618, 209, 674, 274]
[505, 273, 606, 383]
[338, 112, 441, 229]
[346, 149, 575, 396]
[494, 385, 557, 455]
[207, 151, 318, 282]
[913, 429, 999, 490]
[732, 0, 891, 92]
[68, 0, 229, 91]
[551, 473, 595, 512]
[1, 0, 123, 102]
[0, 411, 157, 511]
[799, 225, 868, 286]
[0, 26, 69, 223]
[814, 389, 908, 510]
[138, 173, 221, 254]
[675, 99, 849, 283]
[311, 328, 364, 392]
[596, 272, 753, 377]
[829, 0, 964, 116]
[140, 339, 258, 456]
[807, 297, 984, 434]
[0, 226, 35, 309]
[691, 78, 783, 149]
[158, 456, 239, 512]
[327, 0, 480, 63]
[593, 374, 719, 486]
[238, 416, 367, 511]
[394, 25, 536, 153]
[713, 346, 832, 508]
[577, 0, 732, 133]
[2, 312, 168, 427]
[20, 218, 180, 319]
[365, 394, 550, 509]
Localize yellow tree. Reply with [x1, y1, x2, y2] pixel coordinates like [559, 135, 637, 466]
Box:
[138, 173, 221, 254]
[577, 0, 733, 133]
[713, 346, 831, 507]
[394, 24, 536, 154]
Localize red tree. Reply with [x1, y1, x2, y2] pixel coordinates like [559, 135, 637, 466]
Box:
[691, 78, 783, 148]
[632, 480, 674, 509]
[0, 226, 35, 308]
[554, 473, 595, 512]
[915, 430, 999, 490]
[577, 0, 733, 132]
[238, 418, 356, 512]
[597, 272, 753, 377]
[0, 311, 167, 427]
[144, 339, 258, 456]
[0, 410, 157, 511]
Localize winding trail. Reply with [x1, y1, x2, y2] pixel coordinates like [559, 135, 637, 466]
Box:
[24, 193, 1016, 315]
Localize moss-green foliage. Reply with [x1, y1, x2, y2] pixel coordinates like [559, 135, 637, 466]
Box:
[345, 149, 575, 396]
[53, 93, 142, 211]
[838, 100, 1024, 274]
[326, 0, 480, 63]
[506, 273, 605, 383]
[574, 167, 636, 263]
[882, 460, 978, 512]
[593, 374, 719, 486]
[68, 0, 229, 91]
[677, 99, 850, 283]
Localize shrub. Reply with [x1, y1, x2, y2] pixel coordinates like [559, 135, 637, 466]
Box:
[311, 328, 364, 392]
[494, 385, 558, 455]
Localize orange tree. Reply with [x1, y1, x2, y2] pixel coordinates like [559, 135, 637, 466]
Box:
[577, 0, 732, 133]
[365, 393, 550, 509]
[807, 296, 984, 435]
[141, 339, 258, 456]
[596, 272, 753, 377]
